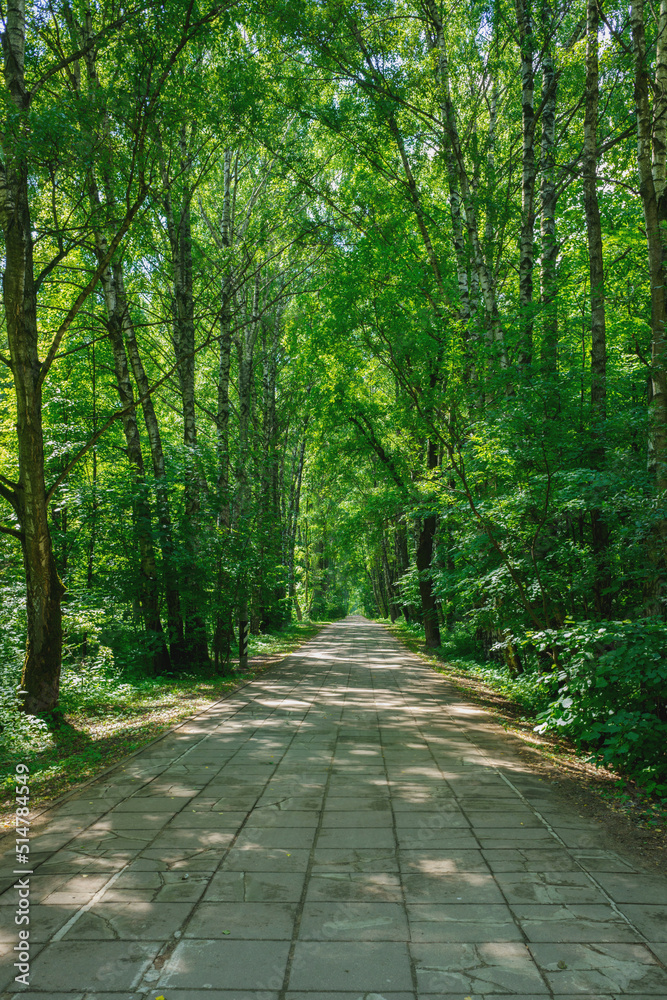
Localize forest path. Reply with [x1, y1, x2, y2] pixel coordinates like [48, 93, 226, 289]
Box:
[1, 616, 666, 998]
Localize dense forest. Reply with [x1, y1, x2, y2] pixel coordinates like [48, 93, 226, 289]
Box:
[1, 0, 666, 797]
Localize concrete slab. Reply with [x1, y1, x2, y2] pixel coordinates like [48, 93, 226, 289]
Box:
[407, 902, 523, 942]
[27, 940, 161, 990]
[285, 993, 414, 1000]
[60, 900, 194, 940]
[592, 872, 667, 903]
[495, 870, 608, 904]
[321, 811, 393, 828]
[616, 904, 667, 941]
[402, 871, 505, 903]
[234, 828, 317, 849]
[298, 901, 409, 939]
[311, 848, 399, 872]
[510, 903, 642, 942]
[221, 848, 310, 871]
[166, 811, 248, 829]
[245, 809, 320, 828]
[316, 829, 396, 849]
[157, 938, 290, 990]
[410, 941, 548, 994]
[137, 994, 278, 1000]
[185, 900, 297, 938]
[529, 941, 667, 993]
[289, 941, 413, 991]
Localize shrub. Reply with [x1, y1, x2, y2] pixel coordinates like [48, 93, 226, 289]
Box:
[528, 619, 667, 793]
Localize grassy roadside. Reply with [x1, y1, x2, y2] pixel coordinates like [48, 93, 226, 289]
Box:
[382, 618, 667, 848]
[0, 621, 326, 829]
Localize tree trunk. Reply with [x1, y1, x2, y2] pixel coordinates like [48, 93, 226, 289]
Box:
[583, 0, 612, 617]
[162, 136, 209, 666]
[106, 306, 171, 673]
[540, 6, 559, 384]
[78, 15, 170, 670]
[428, 9, 470, 327]
[416, 440, 441, 647]
[287, 432, 307, 616]
[236, 274, 261, 667]
[86, 340, 98, 590]
[584, 0, 607, 436]
[116, 266, 185, 663]
[258, 310, 283, 629]
[217, 148, 234, 524]
[1, 1, 65, 713]
[515, 0, 536, 369]
[381, 533, 399, 621]
[86, 194, 169, 669]
[212, 148, 235, 671]
[632, 0, 667, 611]
[424, 0, 508, 368]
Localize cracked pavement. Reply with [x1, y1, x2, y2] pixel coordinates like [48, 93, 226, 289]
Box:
[1, 616, 666, 999]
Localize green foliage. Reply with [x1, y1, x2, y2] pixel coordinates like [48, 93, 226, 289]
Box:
[529, 620, 667, 793]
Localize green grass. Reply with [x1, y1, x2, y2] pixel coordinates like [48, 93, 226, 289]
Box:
[0, 620, 325, 827]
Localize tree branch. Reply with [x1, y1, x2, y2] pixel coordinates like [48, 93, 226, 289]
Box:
[0, 481, 17, 509]
[0, 524, 23, 540]
[38, 190, 148, 385]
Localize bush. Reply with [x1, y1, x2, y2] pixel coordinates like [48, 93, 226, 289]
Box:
[528, 619, 667, 793]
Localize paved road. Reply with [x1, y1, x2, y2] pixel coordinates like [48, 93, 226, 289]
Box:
[1, 616, 666, 999]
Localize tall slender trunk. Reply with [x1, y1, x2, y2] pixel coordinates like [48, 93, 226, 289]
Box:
[429, 11, 470, 327]
[485, 85, 499, 279]
[381, 533, 399, 621]
[516, 0, 537, 369]
[3, 166, 65, 712]
[162, 135, 209, 665]
[393, 519, 412, 620]
[217, 148, 234, 524]
[103, 273, 170, 672]
[86, 340, 98, 590]
[632, 0, 667, 611]
[115, 267, 185, 663]
[77, 13, 170, 669]
[287, 432, 307, 618]
[237, 274, 261, 667]
[213, 148, 235, 671]
[584, 0, 611, 617]
[424, 0, 507, 368]
[258, 311, 282, 628]
[1, 0, 64, 712]
[584, 0, 607, 434]
[540, 4, 559, 384]
[416, 439, 441, 647]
